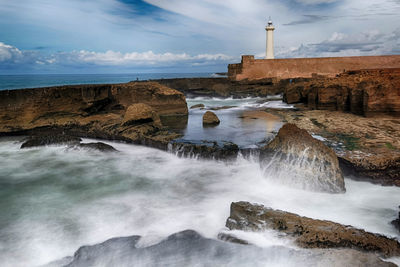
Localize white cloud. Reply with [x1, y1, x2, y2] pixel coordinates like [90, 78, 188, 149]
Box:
[0, 42, 23, 62]
[0, 42, 235, 70]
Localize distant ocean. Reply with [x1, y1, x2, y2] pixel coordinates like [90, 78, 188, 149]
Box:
[0, 73, 220, 90]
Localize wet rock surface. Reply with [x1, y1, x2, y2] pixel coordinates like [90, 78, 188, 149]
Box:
[190, 103, 205, 109]
[202, 111, 220, 126]
[260, 123, 345, 193]
[169, 141, 239, 160]
[45, 230, 396, 267]
[226, 201, 400, 258]
[267, 108, 400, 186]
[77, 142, 117, 152]
[21, 135, 82, 148]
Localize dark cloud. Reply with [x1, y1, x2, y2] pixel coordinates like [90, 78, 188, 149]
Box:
[283, 14, 332, 25]
[276, 28, 400, 58]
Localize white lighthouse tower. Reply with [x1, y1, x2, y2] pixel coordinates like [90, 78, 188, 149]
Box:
[265, 17, 275, 59]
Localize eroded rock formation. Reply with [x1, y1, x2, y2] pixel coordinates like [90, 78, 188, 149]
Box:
[226, 201, 400, 258]
[283, 68, 400, 117]
[0, 82, 188, 147]
[260, 123, 345, 193]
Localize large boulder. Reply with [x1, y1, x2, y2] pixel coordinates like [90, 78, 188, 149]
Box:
[202, 111, 220, 126]
[260, 123, 345, 193]
[122, 103, 161, 127]
[226, 201, 400, 258]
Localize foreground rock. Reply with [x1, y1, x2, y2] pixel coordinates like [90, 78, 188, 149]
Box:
[226, 202, 400, 258]
[21, 135, 82, 148]
[44, 230, 395, 267]
[267, 108, 400, 186]
[260, 123, 345, 193]
[0, 82, 187, 148]
[202, 111, 220, 126]
[283, 68, 400, 117]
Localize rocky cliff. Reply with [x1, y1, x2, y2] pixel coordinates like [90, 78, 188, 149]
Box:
[283, 68, 400, 117]
[0, 82, 188, 146]
[152, 77, 295, 98]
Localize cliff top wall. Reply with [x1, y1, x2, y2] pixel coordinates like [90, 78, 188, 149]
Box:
[228, 55, 400, 81]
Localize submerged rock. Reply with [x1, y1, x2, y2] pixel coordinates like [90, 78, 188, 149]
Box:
[78, 142, 117, 152]
[260, 123, 345, 193]
[21, 135, 82, 148]
[209, 105, 237, 111]
[226, 201, 400, 258]
[45, 229, 395, 267]
[202, 111, 220, 126]
[190, 103, 205, 109]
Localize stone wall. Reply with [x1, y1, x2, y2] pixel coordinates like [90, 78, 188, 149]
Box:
[228, 55, 400, 81]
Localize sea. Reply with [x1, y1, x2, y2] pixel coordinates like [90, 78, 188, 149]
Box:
[0, 73, 217, 90]
[0, 73, 400, 266]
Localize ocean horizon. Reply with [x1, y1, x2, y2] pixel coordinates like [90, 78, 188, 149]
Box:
[0, 73, 222, 91]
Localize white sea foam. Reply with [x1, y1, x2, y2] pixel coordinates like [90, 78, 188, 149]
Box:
[0, 138, 399, 267]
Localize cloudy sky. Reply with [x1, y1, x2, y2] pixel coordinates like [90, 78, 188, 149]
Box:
[0, 0, 399, 74]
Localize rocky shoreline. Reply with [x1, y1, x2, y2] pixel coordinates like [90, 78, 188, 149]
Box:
[1, 71, 399, 186]
[1, 73, 400, 266]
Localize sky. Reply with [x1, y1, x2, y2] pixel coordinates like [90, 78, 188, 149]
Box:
[0, 0, 399, 74]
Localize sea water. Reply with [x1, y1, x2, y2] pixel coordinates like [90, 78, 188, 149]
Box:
[0, 73, 215, 90]
[0, 137, 399, 267]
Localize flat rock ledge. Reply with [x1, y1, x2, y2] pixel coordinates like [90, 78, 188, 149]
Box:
[226, 201, 400, 258]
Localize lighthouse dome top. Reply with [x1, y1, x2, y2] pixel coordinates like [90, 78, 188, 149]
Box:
[267, 17, 273, 26]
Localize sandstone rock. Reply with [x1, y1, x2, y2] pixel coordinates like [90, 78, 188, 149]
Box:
[21, 135, 82, 148]
[260, 123, 345, 193]
[202, 111, 220, 126]
[283, 68, 400, 117]
[0, 82, 187, 149]
[122, 103, 161, 127]
[78, 142, 117, 152]
[190, 104, 205, 109]
[226, 201, 400, 258]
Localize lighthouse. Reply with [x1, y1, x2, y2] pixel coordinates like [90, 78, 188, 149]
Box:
[265, 18, 275, 59]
